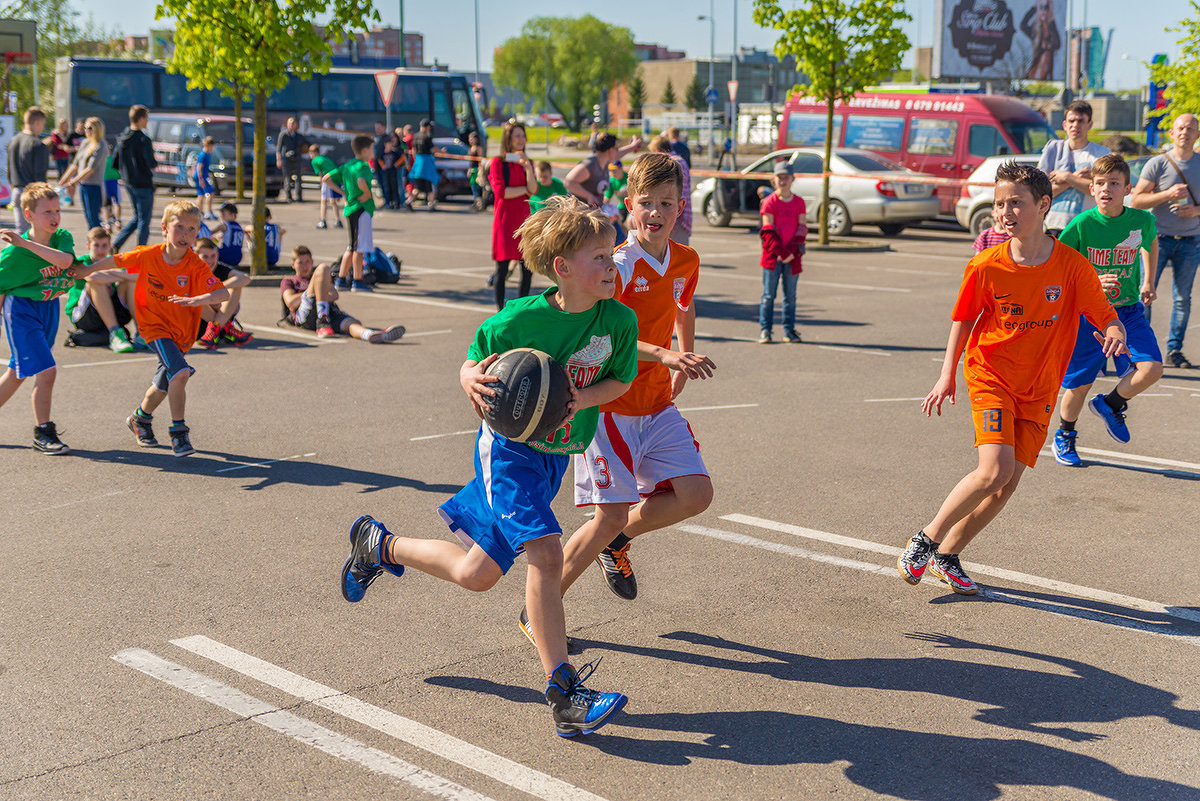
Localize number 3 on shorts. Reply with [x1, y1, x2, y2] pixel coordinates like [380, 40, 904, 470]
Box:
[983, 409, 1002, 433]
[593, 456, 612, 489]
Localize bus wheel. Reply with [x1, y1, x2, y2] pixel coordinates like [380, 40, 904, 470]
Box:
[825, 200, 851, 237]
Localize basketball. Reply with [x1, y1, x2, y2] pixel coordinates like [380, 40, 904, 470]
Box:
[483, 348, 573, 443]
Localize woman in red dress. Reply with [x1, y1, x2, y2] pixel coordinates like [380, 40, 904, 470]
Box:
[489, 120, 537, 309]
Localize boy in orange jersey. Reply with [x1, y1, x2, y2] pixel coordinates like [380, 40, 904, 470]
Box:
[521, 153, 714, 637]
[73, 199, 228, 456]
[898, 161, 1127, 595]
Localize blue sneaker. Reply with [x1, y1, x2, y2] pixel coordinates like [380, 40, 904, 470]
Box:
[1052, 429, 1083, 466]
[334, 277, 351, 291]
[351, 280, 374, 292]
[1088, 394, 1130, 443]
[340, 515, 403, 602]
[545, 660, 627, 737]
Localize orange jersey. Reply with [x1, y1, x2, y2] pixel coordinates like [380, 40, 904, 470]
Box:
[602, 236, 700, 417]
[953, 239, 1116, 424]
[114, 244, 221, 352]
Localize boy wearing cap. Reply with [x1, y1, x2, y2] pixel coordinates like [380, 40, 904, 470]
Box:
[758, 162, 808, 343]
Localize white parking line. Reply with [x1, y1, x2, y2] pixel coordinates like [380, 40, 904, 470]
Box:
[1069, 447, 1200, 472]
[216, 453, 316, 473]
[864, 397, 926, 403]
[411, 429, 476, 441]
[113, 649, 491, 801]
[405, 329, 455, 338]
[170, 635, 611, 801]
[818, 344, 892, 357]
[677, 403, 760, 412]
[719, 513, 1200, 624]
[240, 323, 347, 343]
[356, 293, 494, 314]
[60, 356, 158, 369]
[374, 238, 491, 256]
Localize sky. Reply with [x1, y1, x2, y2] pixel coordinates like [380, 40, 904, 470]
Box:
[77, 0, 1193, 91]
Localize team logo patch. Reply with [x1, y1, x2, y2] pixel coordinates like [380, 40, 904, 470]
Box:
[633, 275, 650, 293]
[1044, 286, 1061, 302]
[673, 277, 686, 303]
[176, 276, 189, 288]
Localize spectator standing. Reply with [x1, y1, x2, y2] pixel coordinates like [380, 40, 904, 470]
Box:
[393, 126, 410, 209]
[564, 132, 641, 208]
[467, 131, 485, 211]
[48, 119, 74, 200]
[488, 120, 537, 309]
[408, 119, 440, 210]
[8, 107, 50, 233]
[57, 117, 109, 231]
[1130, 112, 1200, 369]
[372, 121, 394, 209]
[111, 104, 156, 252]
[666, 126, 692, 168]
[382, 127, 403, 210]
[277, 117, 309, 203]
[649, 135, 692, 245]
[1038, 100, 1109, 235]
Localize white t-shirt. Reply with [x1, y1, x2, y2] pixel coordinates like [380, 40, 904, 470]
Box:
[1041, 141, 1110, 231]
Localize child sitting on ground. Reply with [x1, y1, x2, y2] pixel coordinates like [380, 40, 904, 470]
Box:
[280, 245, 404, 343]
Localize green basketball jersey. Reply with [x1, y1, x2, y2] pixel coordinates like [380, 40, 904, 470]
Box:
[1059, 206, 1156, 308]
[0, 228, 76, 301]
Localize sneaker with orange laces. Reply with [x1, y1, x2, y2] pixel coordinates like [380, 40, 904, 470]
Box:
[220, 320, 254, 347]
[196, 321, 221, 350]
[596, 542, 637, 600]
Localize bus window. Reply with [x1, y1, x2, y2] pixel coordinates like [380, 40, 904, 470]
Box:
[843, 116, 904, 151]
[320, 74, 377, 112]
[430, 80, 454, 135]
[268, 77, 317, 111]
[389, 81, 427, 114]
[204, 88, 235, 110]
[76, 67, 154, 111]
[908, 118, 958, 155]
[160, 73, 204, 109]
[452, 85, 479, 139]
[969, 124, 1009, 157]
[786, 113, 841, 147]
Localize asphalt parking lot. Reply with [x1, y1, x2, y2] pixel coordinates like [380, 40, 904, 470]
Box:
[2, 194, 1198, 800]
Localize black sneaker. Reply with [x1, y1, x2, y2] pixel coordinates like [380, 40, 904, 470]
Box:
[518, 607, 582, 655]
[127, 411, 158, 447]
[897, 530, 936, 585]
[596, 542, 637, 600]
[169, 424, 195, 457]
[928, 552, 979, 595]
[341, 515, 403, 602]
[1166, 350, 1194, 369]
[545, 660, 627, 738]
[33, 422, 69, 455]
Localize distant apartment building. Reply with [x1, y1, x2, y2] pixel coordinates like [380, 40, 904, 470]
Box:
[321, 26, 425, 69]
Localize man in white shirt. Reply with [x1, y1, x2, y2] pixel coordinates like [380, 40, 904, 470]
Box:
[1038, 100, 1111, 235]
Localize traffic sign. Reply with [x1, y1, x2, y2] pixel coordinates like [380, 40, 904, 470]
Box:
[705, 87, 719, 105]
[374, 71, 398, 106]
[727, 80, 739, 103]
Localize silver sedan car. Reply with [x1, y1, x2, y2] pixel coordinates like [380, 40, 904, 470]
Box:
[692, 147, 942, 236]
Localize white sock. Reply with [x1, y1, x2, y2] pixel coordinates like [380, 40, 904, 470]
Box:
[360, 329, 375, 341]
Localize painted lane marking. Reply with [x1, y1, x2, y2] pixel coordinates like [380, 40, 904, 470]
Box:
[353, 293, 494, 314]
[170, 635, 611, 801]
[240, 323, 347, 343]
[404, 329, 455, 338]
[1069, 447, 1200, 472]
[864, 397, 927, 403]
[695, 330, 762, 343]
[410, 430, 477, 442]
[677, 524, 1200, 647]
[216, 453, 316, 473]
[818, 345, 891, 357]
[60, 356, 158, 369]
[696, 270, 911, 293]
[676, 403, 760, 412]
[720, 513, 1200, 625]
[372, 238, 491, 256]
[113, 649, 491, 801]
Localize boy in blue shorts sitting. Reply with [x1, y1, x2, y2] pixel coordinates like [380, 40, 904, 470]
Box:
[1052, 153, 1163, 465]
[339, 195, 639, 737]
[0, 183, 78, 453]
[194, 137, 216, 220]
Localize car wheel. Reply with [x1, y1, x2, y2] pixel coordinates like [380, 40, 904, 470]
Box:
[824, 200, 851, 237]
[969, 206, 994, 238]
[878, 223, 906, 236]
[266, 188, 280, 199]
[704, 193, 732, 227]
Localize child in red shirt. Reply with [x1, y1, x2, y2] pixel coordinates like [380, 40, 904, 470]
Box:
[758, 161, 807, 343]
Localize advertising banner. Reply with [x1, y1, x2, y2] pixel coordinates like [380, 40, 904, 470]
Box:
[934, 0, 1066, 81]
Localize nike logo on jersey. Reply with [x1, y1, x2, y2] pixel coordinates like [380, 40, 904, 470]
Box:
[994, 293, 1012, 299]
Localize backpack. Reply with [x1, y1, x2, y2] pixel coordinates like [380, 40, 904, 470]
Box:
[365, 248, 402, 284]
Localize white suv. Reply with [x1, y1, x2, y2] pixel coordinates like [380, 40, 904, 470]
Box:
[955, 154, 1041, 237]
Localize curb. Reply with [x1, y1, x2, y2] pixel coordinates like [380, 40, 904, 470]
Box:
[806, 241, 892, 253]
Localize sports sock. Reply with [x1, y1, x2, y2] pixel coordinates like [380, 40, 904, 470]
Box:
[1059, 418, 1076, 432]
[360, 329, 375, 341]
[381, 532, 398, 565]
[1104, 389, 1129, 413]
[172, 419, 185, 428]
[109, 326, 122, 335]
[136, 407, 151, 420]
[607, 532, 631, 551]
[317, 301, 330, 317]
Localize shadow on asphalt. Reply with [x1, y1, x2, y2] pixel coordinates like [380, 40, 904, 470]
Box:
[66, 448, 460, 494]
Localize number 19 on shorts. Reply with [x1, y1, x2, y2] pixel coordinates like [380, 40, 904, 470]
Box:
[982, 409, 1002, 433]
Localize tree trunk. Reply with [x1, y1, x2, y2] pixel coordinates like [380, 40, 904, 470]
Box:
[251, 91, 267, 276]
[234, 84, 245, 199]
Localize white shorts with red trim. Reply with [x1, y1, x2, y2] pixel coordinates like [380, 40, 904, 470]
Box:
[574, 405, 708, 506]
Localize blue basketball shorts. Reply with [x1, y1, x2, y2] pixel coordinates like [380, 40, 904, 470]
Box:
[437, 425, 570, 574]
[4, 295, 59, 379]
[1062, 302, 1163, 389]
[149, 337, 195, 393]
[195, 175, 214, 196]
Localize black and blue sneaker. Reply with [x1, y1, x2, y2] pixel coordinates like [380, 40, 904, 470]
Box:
[1088, 394, 1130, 443]
[1052, 428, 1082, 467]
[545, 660, 627, 738]
[341, 515, 404, 602]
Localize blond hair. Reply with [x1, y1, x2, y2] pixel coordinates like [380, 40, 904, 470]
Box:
[162, 199, 202, 227]
[19, 182, 57, 212]
[626, 152, 682, 198]
[515, 195, 614, 280]
[87, 226, 110, 242]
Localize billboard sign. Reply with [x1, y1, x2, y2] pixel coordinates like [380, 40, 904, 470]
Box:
[934, 0, 1066, 81]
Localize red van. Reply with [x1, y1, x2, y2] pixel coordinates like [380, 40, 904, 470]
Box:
[776, 92, 1057, 214]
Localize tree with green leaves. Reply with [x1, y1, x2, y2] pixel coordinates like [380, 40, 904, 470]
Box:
[1149, 1, 1200, 124]
[627, 70, 646, 119]
[493, 16, 637, 132]
[661, 79, 677, 107]
[155, 0, 378, 274]
[753, 0, 910, 244]
[685, 74, 706, 111]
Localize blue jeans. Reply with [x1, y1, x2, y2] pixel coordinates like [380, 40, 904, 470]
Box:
[114, 186, 154, 251]
[79, 184, 103, 230]
[759, 261, 798, 334]
[1151, 235, 1200, 353]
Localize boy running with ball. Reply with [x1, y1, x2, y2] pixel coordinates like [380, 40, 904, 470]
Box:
[339, 195, 638, 738]
[1051, 153, 1162, 465]
[898, 162, 1127, 595]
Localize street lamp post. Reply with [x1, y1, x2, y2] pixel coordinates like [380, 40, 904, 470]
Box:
[1122, 53, 1144, 143]
[731, 0, 738, 159]
[699, 2, 715, 164]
